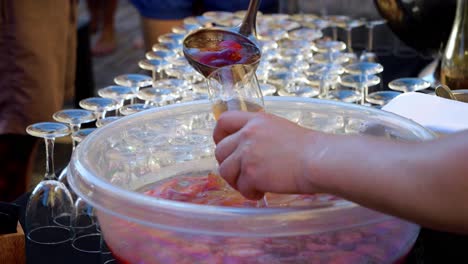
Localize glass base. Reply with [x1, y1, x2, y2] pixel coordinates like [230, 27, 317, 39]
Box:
[366, 91, 402, 106]
[328, 89, 362, 103]
[278, 85, 319, 98]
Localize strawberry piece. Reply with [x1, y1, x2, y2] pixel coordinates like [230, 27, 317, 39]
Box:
[219, 40, 243, 51]
[218, 49, 242, 62]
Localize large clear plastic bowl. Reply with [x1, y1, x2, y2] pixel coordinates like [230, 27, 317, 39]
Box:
[68, 97, 436, 264]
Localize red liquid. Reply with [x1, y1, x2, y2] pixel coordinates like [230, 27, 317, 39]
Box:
[98, 173, 418, 263]
[186, 39, 261, 68]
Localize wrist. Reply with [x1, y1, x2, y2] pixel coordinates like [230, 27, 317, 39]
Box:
[299, 131, 337, 194]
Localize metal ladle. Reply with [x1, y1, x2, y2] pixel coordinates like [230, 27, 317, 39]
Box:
[182, 0, 262, 77]
[435, 84, 457, 101]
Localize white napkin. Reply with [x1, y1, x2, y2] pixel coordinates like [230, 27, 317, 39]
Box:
[382, 92, 468, 134]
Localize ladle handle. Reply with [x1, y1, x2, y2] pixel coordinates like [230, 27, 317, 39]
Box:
[239, 0, 261, 37]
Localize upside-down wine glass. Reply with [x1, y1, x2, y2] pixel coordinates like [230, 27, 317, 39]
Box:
[344, 62, 384, 105]
[98, 85, 136, 115]
[114, 74, 152, 104]
[138, 59, 170, 82]
[79, 97, 121, 124]
[25, 122, 74, 264]
[340, 74, 381, 106]
[69, 126, 102, 262]
[335, 18, 365, 62]
[52, 109, 96, 185]
[388, 77, 431, 93]
[360, 19, 386, 62]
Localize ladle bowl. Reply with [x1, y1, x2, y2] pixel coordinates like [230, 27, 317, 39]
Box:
[182, 0, 262, 77]
[183, 29, 262, 77]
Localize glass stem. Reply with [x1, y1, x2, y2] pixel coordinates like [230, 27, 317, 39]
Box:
[152, 70, 157, 83]
[367, 25, 374, 52]
[332, 26, 338, 41]
[346, 28, 353, 53]
[319, 72, 329, 98]
[360, 74, 369, 105]
[44, 137, 56, 180]
[70, 124, 81, 151]
[95, 111, 104, 121]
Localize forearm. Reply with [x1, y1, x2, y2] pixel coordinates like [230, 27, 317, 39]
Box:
[306, 131, 468, 234]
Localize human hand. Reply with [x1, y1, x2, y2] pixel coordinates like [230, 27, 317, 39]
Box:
[213, 111, 322, 200]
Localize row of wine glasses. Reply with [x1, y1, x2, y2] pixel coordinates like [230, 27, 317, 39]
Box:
[23, 9, 436, 264]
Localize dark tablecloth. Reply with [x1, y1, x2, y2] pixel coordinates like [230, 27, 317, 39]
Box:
[12, 191, 468, 264]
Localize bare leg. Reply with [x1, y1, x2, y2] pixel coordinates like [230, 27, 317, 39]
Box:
[86, 0, 100, 34]
[141, 17, 183, 52]
[92, 0, 117, 56]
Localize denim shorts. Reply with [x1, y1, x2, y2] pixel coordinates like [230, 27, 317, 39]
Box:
[130, 0, 279, 19]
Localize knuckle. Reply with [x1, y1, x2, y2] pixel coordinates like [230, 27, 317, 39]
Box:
[214, 146, 223, 163]
[239, 125, 256, 140]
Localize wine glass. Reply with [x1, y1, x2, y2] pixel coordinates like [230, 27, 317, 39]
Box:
[360, 19, 387, 62]
[96, 116, 121, 128]
[97, 85, 137, 113]
[52, 109, 96, 185]
[365, 90, 401, 107]
[157, 32, 185, 45]
[25, 122, 74, 264]
[71, 128, 96, 144]
[335, 18, 365, 62]
[145, 50, 177, 61]
[271, 71, 319, 98]
[324, 15, 349, 41]
[114, 74, 152, 104]
[138, 59, 170, 81]
[137, 87, 180, 106]
[53, 109, 96, 151]
[69, 127, 101, 261]
[340, 74, 381, 106]
[120, 103, 155, 116]
[388, 77, 431, 93]
[207, 64, 267, 207]
[344, 62, 384, 105]
[79, 97, 121, 122]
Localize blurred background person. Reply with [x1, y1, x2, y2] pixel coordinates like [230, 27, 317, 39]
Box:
[129, 0, 279, 52]
[0, 0, 77, 201]
[87, 0, 118, 56]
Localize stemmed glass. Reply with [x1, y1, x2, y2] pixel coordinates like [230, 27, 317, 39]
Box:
[360, 19, 386, 62]
[325, 15, 349, 41]
[344, 62, 384, 105]
[366, 77, 431, 107]
[272, 70, 318, 98]
[96, 116, 121, 128]
[157, 32, 185, 45]
[207, 64, 267, 207]
[98, 85, 136, 113]
[340, 74, 381, 106]
[120, 103, 155, 116]
[113, 74, 152, 104]
[53, 109, 96, 152]
[138, 59, 170, 81]
[79, 97, 121, 122]
[69, 127, 101, 261]
[25, 122, 74, 264]
[335, 18, 365, 62]
[71, 128, 96, 144]
[52, 109, 96, 184]
[388, 77, 431, 93]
